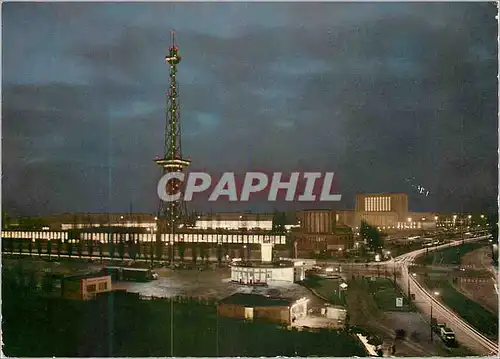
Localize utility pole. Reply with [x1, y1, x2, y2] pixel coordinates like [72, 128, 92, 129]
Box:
[430, 297, 434, 342]
[407, 272, 411, 303]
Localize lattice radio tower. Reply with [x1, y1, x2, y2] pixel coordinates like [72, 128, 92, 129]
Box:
[154, 31, 191, 261]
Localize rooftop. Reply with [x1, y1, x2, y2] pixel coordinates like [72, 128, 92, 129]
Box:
[219, 293, 294, 307]
[63, 272, 111, 281]
[231, 260, 294, 268]
[197, 212, 274, 221]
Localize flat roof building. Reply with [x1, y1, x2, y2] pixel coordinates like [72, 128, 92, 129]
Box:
[61, 272, 112, 301]
[292, 210, 354, 257]
[217, 293, 308, 325]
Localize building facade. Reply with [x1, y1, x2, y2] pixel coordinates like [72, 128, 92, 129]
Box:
[354, 193, 409, 229]
[61, 273, 112, 301]
[336, 210, 356, 229]
[217, 293, 308, 325]
[1, 230, 287, 245]
[194, 213, 274, 230]
[292, 210, 354, 257]
[39, 212, 278, 231]
[230, 262, 295, 285]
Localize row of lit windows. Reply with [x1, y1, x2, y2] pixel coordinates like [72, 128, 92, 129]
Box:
[61, 220, 275, 231]
[1, 231, 286, 245]
[195, 220, 273, 230]
[397, 222, 423, 229]
[2, 231, 68, 240]
[232, 268, 273, 274]
[364, 197, 391, 212]
[62, 223, 154, 230]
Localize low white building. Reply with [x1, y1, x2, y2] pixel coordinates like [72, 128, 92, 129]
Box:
[231, 264, 295, 284]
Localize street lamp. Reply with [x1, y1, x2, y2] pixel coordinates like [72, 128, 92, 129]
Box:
[430, 291, 440, 342]
[407, 272, 417, 302]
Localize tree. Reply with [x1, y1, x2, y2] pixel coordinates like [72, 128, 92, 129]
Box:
[99, 242, 104, 262]
[272, 248, 278, 262]
[37, 239, 42, 257]
[88, 240, 94, 259]
[108, 236, 115, 260]
[28, 240, 33, 257]
[7, 237, 14, 254]
[178, 242, 185, 262]
[135, 242, 141, 259]
[57, 238, 62, 259]
[118, 235, 125, 260]
[18, 240, 23, 255]
[287, 237, 295, 258]
[360, 220, 384, 254]
[155, 241, 163, 261]
[77, 240, 84, 258]
[47, 240, 52, 259]
[192, 245, 198, 264]
[67, 241, 74, 258]
[200, 244, 208, 263]
[216, 244, 223, 266]
[128, 241, 137, 260]
[272, 211, 287, 234]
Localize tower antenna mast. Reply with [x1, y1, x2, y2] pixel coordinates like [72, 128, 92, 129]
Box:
[154, 30, 191, 266]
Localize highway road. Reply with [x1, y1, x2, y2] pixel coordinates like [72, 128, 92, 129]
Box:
[319, 235, 497, 354]
[395, 236, 498, 356]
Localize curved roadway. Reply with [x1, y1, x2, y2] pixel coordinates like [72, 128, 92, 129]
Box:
[394, 236, 498, 356]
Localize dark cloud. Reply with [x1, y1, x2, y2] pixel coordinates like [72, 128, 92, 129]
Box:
[2, 2, 497, 216]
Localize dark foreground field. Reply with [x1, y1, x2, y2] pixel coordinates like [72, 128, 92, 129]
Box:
[2, 268, 366, 357]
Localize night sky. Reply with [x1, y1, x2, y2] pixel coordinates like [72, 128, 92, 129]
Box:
[2, 2, 498, 216]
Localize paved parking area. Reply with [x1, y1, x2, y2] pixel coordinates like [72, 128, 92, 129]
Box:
[115, 268, 324, 306]
[6, 258, 327, 307]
